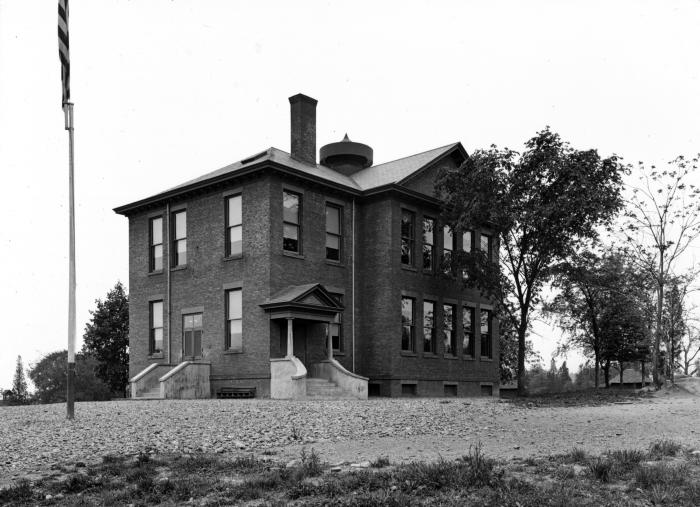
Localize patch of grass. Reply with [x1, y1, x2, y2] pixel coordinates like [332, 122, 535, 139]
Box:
[370, 456, 391, 468]
[649, 439, 682, 459]
[459, 442, 498, 486]
[299, 447, 323, 477]
[0, 479, 34, 503]
[648, 484, 682, 505]
[634, 462, 689, 489]
[606, 448, 646, 472]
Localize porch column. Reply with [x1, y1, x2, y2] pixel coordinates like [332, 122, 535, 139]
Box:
[286, 317, 294, 358]
[327, 323, 333, 360]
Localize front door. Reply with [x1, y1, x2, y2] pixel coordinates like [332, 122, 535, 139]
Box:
[183, 313, 203, 360]
[293, 322, 307, 364]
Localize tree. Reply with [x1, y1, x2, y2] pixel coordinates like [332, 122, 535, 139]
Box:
[29, 351, 112, 404]
[677, 327, 700, 376]
[11, 355, 29, 404]
[559, 361, 572, 385]
[622, 155, 700, 387]
[82, 282, 129, 395]
[437, 129, 625, 394]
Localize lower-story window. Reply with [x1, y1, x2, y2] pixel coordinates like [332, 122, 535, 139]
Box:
[462, 306, 475, 357]
[330, 293, 343, 352]
[401, 296, 415, 352]
[443, 304, 456, 355]
[226, 289, 242, 352]
[183, 313, 203, 358]
[423, 300, 436, 353]
[480, 309, 493, 359]
[149, 301, 163, 354]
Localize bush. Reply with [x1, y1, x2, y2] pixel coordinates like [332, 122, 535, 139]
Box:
[648, 439, 682, 459]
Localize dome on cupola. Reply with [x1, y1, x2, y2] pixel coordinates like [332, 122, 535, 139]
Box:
[320, 134, 373, 176]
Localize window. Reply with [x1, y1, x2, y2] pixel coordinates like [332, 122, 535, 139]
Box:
[422, 217, 435, 271]
[149, 217, 163, 271]
[226, 289, 242, 352]
[462, 306, 475, 357]
[401, 296, 415, 352]
[480, 233, 492, 260]
[149, 301, 163, 354]
[463, 229, 474, 252]
[283, 191, 301, 253]
[423, 300, 436, 353]
[443, 304, 456, 355]
[325, 204, 342, 261]
[480, 309, 493, 359]
[330, 293, 343, 352]
[172, 210, 187, 266]
[400, 210, 415, 266]
[443, 225, 454, 271]
[226, 195, 242, 257]
[183, 313, 203, 358]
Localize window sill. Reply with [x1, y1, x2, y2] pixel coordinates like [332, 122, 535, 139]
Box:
[325, 260, 345, 268]
[462, 356, 475, 361]
[332, 351, 345, 356]
[443, 354, 459, 360]
[400, 351, 417, 357]
[283, 251, 305, 260]
[148, 354, 164, 359]
[148, 270, 164, 277]
[401, 265, 418, 272]
[224, 350, 243, 355]
[422, 269, 434, 275]
[223, 254, 243, 262]
[423, 353, 438, 359]
[170, 265, 187, 272]
[480, 357, 494, 362]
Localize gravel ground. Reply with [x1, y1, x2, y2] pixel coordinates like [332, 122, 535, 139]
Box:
[1, 395, 698, 485]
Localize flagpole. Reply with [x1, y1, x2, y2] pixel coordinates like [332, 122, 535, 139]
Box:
[64, 102, 76, 420]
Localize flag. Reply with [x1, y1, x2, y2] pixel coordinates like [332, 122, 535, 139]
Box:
[58, 0, 70, 105]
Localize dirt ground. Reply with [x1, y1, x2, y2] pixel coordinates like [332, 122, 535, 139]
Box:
[1, 387, 698, 488]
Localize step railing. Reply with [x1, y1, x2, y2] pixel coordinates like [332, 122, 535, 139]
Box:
[270, 356, 307, 399]
[158, 361, 211, 399]
[309, 359, 368, 399]
[129, 363, 174, 398]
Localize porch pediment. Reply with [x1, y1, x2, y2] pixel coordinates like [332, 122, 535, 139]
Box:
[260, 283, 343, 322]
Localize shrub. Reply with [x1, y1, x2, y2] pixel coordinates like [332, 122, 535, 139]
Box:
[606, 449, 646, 472]
[588, 458, 613, 483]
[300, 448, 323, 477]
[371, 456, 391, 468]
[648, 439, 682, 459]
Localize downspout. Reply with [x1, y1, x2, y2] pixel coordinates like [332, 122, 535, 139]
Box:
[352, 197, 356, 373]
[166, 202, 171, 364]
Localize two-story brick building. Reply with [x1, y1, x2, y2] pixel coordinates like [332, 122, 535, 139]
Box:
[115, 94, 499, 399]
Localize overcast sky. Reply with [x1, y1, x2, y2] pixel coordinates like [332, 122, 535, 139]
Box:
[1, 0, 699, 390]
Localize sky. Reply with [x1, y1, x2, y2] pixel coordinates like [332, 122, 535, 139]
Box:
[1, 0, 700, 390]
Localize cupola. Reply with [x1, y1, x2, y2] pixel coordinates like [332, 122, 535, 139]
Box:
[320, 134, 373, 176]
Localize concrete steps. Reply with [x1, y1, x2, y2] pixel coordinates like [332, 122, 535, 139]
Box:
[306, 378, 354, 399]
[134, 387, 162, 400]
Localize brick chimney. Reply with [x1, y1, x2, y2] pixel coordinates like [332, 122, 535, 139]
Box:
[289, 93, 317, 165]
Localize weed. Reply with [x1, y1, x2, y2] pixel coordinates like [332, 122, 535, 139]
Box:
[607, 448, 646, 472]
[60, 473, 95, 493]
[300, 447, 323, 477]
[588, 458, 613, 482]
[136, 451, 151, 465]
[553, 466, 575, 480]
[230, 454, 268, 473]
[0, 479, 34, 503]
[567, 447, 587, 463]
[648, 484, 682, 505]
[290, 426, 302, 441]
[648, 439, 682, 459]
[370, 456, 391, 468]
[460, 442, 497, 486]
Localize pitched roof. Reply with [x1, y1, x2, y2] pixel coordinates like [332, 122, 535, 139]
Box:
[115, 142, 464, 214]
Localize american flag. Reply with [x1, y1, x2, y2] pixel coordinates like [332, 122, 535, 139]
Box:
[58, 0, 70, 105]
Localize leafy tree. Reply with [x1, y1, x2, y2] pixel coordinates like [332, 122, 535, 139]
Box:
[82, 282, 129, 395]
[29, 351, 112, 403]
[622, 155, 700, 386]
[437, 128, 625, 394]
[599, 293, 648, 385]
[677, 327, 700, 376]
[559, 361, 572, 385]
[11, 355, 29, 404]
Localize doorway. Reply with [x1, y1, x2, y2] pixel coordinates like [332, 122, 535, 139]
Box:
[183, 313, 203, 360]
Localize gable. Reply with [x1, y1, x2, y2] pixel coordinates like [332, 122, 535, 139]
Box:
[399, 149, 465, 198]
[299, 294, 325, 306]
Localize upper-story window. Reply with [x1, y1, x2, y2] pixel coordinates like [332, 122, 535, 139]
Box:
[149, 300, 163, 355]
[423, 300, 436, 354]
[226, 195, 242, 257]
[463, 229, 474, 252]
[400, 210, 415, 266]
[283, 191, 302, 253]
[462, 306, 475, 357]
[172, 210, 187, 267]
[480, 233, 492, 260]
[422, 217, 435, 271]
[443, 225, 454, 270]
[401, 296, 415, 352]
[480, 309, 493, 359]
[149, 216, 163, 272]
[226, 288, 243, 352]
[443, 303, 456, 355]
[325, 204, 342, 261]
